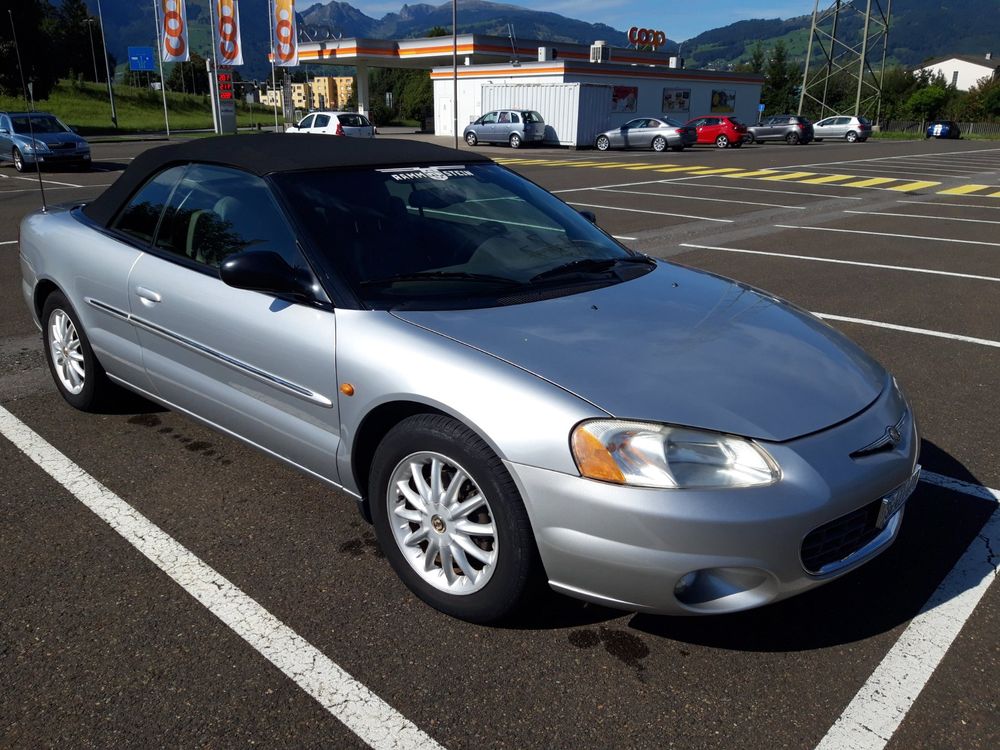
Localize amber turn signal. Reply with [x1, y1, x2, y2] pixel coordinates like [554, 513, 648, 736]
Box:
[571, 426, 625, 483]
[339, 383, 355, 396]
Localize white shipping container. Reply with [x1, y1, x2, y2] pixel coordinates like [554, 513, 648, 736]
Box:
[481, 83, 612, 147]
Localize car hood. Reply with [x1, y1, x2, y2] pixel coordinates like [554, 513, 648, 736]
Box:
[391, 264, 886, 442]
[21, 132, 83, 147]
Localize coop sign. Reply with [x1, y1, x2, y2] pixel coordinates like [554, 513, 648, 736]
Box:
[628, 27, 667, 48]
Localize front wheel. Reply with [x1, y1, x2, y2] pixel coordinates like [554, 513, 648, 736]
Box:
[13, 147, 26, 172]
[370, 414, 538, 623]
[509, 133, 522, 149]
[465, 131, 478, 146]
[715, 134, 729, 148]
[595, 135, 611, 151]
[846, 130, 859, 143]
[42, 291, 116, 411]
[651, 135, 667, 152]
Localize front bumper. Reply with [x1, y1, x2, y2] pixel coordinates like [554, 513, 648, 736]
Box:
[22, 149, 90, 165]
[506, 380, 919, 615]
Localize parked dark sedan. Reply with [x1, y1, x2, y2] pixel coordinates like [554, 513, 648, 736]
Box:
[926, 120, 961, 139]
[746, 115, 814, 145]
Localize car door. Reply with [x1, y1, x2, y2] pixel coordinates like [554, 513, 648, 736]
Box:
[832, 117, 851, 137]
[312, 113, 332, 134]
[290, 113, 315, 134]
[765, 116, 785, 140]
[127, 163, 342, 481]
[496, 111, 513, 141]
[0, 114, 13, 158]
[618, 118, 646, 148]
[699, 117, 721, 144]
[478, 111, 499, 142]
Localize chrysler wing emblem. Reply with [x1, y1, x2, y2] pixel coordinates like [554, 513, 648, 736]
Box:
[850, 413, 907, 459]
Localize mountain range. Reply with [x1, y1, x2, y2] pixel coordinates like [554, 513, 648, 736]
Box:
[84, 0, 999, 81]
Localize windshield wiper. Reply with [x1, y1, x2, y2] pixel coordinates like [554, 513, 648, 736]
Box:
[360, 271, 524, 287]
[529, 255, 654, 283]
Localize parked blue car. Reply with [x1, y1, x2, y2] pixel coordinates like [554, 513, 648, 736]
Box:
[925, 120, 961, 139]
[0, 111, 91, 172]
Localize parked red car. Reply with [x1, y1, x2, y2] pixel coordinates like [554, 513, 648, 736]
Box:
[685, 115, 748, 148]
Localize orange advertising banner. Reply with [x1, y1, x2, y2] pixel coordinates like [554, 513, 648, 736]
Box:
[216, 0, 244, 66]
[160, 0, 189, 63]
[273, 0, 298, 67]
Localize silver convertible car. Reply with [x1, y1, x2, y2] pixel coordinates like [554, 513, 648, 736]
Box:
[19, 135, 920, 622]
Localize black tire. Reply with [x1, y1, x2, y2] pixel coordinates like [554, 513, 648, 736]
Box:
[13, 147, 26, 172]
[509, 133, 522, 149]
[846, 130, 859, 143]
[595, 135, 610, 151]
[670, 145, 685, 152]
[744, 132, 756, 144]
[651, 135, 667, 152]
[715, 134, 729, 148]
[465, 131, 478, 146]
[41, 291, 116, 411]
[732, 141, 743, 148]
[785, 132, 800, 145]
[815, 138, 824, 142]
[369, 414, 538, 623]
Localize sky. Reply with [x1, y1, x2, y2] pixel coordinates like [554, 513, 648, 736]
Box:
[348, 1, 817, 42]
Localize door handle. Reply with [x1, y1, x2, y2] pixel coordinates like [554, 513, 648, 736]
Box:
[135, 286, 162, 303]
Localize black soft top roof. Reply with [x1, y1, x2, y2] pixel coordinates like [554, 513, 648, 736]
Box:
[83, 133, 491, 227]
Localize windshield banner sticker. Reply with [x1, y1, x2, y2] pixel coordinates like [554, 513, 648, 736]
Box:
[378, 166, 474, 182]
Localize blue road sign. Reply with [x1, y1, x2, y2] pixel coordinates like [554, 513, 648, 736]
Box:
[758, 103, 766, 112]
[128, 47, 155, 72]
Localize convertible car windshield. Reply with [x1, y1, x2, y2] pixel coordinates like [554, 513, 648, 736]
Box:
[273, 163, 650, 310]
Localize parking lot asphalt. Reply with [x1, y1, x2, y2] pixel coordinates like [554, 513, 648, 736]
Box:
[1, 136, 997, 749]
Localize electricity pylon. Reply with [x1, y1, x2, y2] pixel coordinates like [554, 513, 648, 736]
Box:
[798, 0, 892, 122]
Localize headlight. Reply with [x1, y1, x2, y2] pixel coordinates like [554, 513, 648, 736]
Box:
[26, 141, 48, 152]
[571, 419, 780, 489]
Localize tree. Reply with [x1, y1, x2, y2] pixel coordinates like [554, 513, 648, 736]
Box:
[905, 86, 950, 120]
[55, 0, 93, 82]
[762, 41, 800, 114]
[166, 53, 209, 95]
[427, 26, 449, 38]
[738, 42, 765, 74]
[1, 0, 59, 100]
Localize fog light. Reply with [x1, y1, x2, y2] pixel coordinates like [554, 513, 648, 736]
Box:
[674, 571, 698, 596]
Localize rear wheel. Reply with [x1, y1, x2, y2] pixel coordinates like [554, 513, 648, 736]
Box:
[370, 414, 538, 623]
[785, 132, 800, 145]
[595, 135, 610, 151]
[715, 134, 729, 148]
[509, 133, 522, 149]
[846, 130, 859, 143]
[651, 135, 667, 152]
[13, 147, 26, 172]
[42, 291, 116, 411]
[670, 145, 685, 152]
[744, 132, 756, 144]
[465, 132, 478, 146]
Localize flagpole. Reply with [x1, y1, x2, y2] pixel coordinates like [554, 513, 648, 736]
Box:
[94, 0, 118, 127]
[268, 0, 279, 130]
[152, 0, 171, 137]
[208, 0, 221, 133]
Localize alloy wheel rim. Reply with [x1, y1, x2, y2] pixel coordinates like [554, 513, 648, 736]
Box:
[597, 137, 608, 150]
[387, 451, 498, 595]
[653, 138, 665, 151]
[49, 309, 85, 394]
[14, 150, 22, 169]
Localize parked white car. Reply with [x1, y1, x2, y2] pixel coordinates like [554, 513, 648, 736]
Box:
[287, 111, 375, 138]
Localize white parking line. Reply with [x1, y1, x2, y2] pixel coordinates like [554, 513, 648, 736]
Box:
[598, 188, 806, 210]
[898, 199, 1000, 211]
[816, 473, 998, 750]
[0, 183, 111, 195]
[775, 224, 1000, 248]
[786, 146, 1000, 170]
[567, 201, 733, 223]
[0, 405, 443, 750]
[680, 244, 1000, 282]
[0, 240, 17, 246]
[845, 210, 1000, 225]
[5, 174, 84, 188]
[815, 313, 1000, 349]
[612, 235, 637, 241]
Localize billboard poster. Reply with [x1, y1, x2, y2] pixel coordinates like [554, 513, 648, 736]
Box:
[711, 89, 736, 113]
[611, 86, 638, 113]
[160, 0, 189, 63]
[662, 88, 690, 114]
[273, 0, 298, 67]
[216, 0, 244, 66]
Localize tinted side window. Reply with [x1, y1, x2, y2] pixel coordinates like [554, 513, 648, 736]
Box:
[314, 114, 330, 128]
[154, 164, 304, 270]
[298, 114, 315, 129]
[498, 112, 510, 123]
[510, 112, 520, 123]
[112, 165, 185, 244]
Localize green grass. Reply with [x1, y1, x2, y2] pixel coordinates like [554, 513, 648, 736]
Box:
[0, 80, 260, 134]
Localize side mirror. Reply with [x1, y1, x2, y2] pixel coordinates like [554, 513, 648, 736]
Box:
[578, 210, 597, 224]
[220, 251, 312, 300]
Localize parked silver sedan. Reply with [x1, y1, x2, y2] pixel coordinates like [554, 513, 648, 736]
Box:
[19, 135, 919, 622]
[595, 117, 698, 152]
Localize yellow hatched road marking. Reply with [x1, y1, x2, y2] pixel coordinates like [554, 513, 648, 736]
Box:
[686, 167, 745, 175]
[725, 169, 780, 178]
[887, 180, 941, 192]
[989, 191, 1000, 198]
[624, 164, 672, 170]
[592, 162, 643, 168]
[560, 161, 615, 167]
[840, 177, 898, 188]
[798, 174, 855, 184]
[938, 184, 992, 195]
[761, 171, 817, 181]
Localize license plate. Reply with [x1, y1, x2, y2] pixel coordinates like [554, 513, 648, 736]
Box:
[876, 465, 921, 529]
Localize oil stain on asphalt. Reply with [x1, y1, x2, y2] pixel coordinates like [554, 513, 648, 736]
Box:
[569, 626, 650, 674]
[128, 413, 231, 464]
